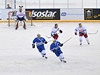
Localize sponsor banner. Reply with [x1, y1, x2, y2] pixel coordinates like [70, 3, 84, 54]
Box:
[60, 8, 84, 20]
[25, 9, 60, 20]
[84, 9, 100, 20]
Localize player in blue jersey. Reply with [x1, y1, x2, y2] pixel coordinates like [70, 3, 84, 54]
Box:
[15, 6, 26, 30]
[50, 40, 66, 63]
[32, 34, 48, 59]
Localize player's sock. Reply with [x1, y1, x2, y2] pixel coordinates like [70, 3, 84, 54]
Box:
[23, 22, 26, 29]
[23, 25, 26, 29]
[86, 38, 90, 45]
[15, 23, 18, 30]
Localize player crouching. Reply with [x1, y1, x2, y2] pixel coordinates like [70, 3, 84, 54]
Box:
[15, 6, 26, 30]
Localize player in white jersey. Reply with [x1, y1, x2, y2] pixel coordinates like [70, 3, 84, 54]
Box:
[15, 6, 26, 30]
[75, 23, 90, 45]
[51, 24, 63, 40]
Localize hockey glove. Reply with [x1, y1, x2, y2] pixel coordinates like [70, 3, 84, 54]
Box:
[59, 30, 63, 33]
[44, 41, 48, 44]
[75, 32, 77, 35]
[60, 43, 63, 47]
[32, 44, 35, 48]
[52, 49, 56, 53]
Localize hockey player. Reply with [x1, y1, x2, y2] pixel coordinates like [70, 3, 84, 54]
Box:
[51, 23, 63, 40]
[15, 6, 26, 30]
[50, 40, 66, 63]
[32, 34, 48, 59]
[75, 23, 90, 45]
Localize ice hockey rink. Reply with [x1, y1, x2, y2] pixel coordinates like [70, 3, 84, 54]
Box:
[0, 22, 100, 75]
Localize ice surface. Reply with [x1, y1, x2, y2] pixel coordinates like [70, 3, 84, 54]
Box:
[0, 22, 100, 75]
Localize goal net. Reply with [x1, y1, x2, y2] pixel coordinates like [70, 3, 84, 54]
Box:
[8, 10, 33, 27]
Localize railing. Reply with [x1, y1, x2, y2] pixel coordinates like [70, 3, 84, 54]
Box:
[0, 0, 100, 9]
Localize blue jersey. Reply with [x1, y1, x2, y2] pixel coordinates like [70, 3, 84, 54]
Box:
[50, 41, 63, 57]
[33, 37, 47, 52]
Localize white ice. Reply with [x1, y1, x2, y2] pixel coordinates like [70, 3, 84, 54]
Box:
[0, 22, 100, 75]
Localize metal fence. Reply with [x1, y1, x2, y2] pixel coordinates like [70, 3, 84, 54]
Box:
[0, 0, 100, 9]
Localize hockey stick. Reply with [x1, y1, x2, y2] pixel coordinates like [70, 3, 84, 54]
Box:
[47, 37, 72, 43]
[47, 39, 53, 42]
[62, 37, 72, 44]
[88, 30, 98, 34]
[46, 35, 52, 38]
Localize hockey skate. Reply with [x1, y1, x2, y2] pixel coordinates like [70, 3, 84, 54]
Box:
[88, 42, 90, 45]
[42, 55, 48, 59]
[60, 60, 66, 63]
[45, 56, 48, 59]
[80, 43, 82, 45]
[15, 27, 18, 30]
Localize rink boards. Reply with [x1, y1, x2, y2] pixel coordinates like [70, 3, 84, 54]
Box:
[0, 20, 100, 23]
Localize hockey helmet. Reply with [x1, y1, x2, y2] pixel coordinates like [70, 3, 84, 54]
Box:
[55, 23, 58, 28]
[79, 23, 82, 27]
[53, 40, 56, 43]
[37, 34, 41, 37]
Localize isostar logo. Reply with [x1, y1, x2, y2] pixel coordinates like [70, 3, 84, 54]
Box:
[25, 9, 60, 20]
[32, 10, 56, 17]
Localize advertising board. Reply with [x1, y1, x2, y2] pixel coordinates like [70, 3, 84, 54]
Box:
[84, 9, 100, 20]
[25, 9, 60, 20]
[61, 8, 84, 20]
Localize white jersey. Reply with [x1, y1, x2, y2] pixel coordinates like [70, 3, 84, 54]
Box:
[75, 26, 87, 34]
[16, 11, 25, 18]
[51, 27, 60, 35]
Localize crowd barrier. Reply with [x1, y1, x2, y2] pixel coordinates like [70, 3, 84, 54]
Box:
[0, 8, 100, 23]
[0, 20, 100, 23]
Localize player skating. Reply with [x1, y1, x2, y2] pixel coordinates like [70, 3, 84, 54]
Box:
[15, 6, 26, 30]
[32, 34, 48, 59]
[50, 40, 66, 63]
[51, 23, 63, 40]
[75, 23, 90, 45]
